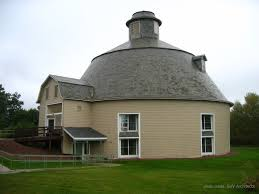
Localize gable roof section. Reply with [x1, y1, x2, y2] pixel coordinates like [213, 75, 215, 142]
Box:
[64, 127, 107, 141]
[36, 75, 94, 103]
[50, 75, 87, 85]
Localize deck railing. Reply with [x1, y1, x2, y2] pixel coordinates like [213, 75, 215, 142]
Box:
[15, 126, 63, 138]
[0, 129, 15, 138]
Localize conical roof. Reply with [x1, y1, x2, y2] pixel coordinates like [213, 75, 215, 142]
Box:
[81, 11, 232, 105]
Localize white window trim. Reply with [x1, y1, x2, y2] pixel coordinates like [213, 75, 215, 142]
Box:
[47, 118, 55, 127]
[201, 114, 213, 131]
[117, 113, 141, 158]
[200, 113, 215, 156]
[119, 137, 139, 139]
[118, 113, 139, 132]
[45, 102, 63, 127]
[46, 112, 62, 116]
[119, 139, 139, 158]
[201, 137, 214, 155]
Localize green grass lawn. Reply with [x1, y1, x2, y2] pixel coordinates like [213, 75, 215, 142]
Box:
[0, 147, 258, 194]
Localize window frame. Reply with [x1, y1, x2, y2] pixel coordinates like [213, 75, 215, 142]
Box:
[119, 113, 139, 132]
[131, 21, 140, 34]
[120, 139, 139, 157]
[54, 85, 58, 98]
[202, 137, 213, 154]
[200, 113, 215, 156]
[201, 114, 213, 131]
[45, 87, 49, 100]
[117, 113, 141, 158]
[47, 118, 55, 128]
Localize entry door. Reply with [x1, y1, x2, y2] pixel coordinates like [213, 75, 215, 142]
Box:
[84, 142, 90, 155]
[75, 142, 90, 155]
[75, 142, 83, 155]
[48, 119, 55, 129]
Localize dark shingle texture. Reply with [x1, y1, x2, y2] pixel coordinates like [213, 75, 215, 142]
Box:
[105, 38, 181, 54]
[119, 132, 139, 138]
[48, 75, 94, 101]
[59, 82, 93, 101]
[202, 131, 214, 136]
[50, 75, 87, 85]
[65, 127, 106, 139]
[81, 48, 230, 104]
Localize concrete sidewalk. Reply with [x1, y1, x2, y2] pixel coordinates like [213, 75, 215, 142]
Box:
[0, 164, 11, 173]
[0, 163, 120, 174]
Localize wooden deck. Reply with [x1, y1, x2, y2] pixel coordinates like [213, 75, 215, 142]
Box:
[15, 127, 63, 151]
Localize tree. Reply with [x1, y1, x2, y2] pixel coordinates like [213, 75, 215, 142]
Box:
[231, 92, 259, 145]
[9, 108, 39, 128]
[6, 92, 24, 127]
[0, 84, 38, 129]
[0, 84, 8, 129]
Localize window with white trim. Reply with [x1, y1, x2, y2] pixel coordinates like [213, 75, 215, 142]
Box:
[202, 114, 213, 130]
[201, 113, 214, 155]
[202, 137, 213, 153]
[119, 114, 138, 131]
[120, 139, 138, 156]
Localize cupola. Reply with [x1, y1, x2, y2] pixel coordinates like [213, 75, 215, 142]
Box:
[126, 11, 162, 40]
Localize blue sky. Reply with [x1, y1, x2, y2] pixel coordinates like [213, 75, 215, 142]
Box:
[0, 0, 258, 109]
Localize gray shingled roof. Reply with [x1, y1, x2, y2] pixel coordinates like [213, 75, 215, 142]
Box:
[81, 48, 231, 104]
[38, 11, 232, 106]
[64, 127, 107, 140]
[80, 12, 232, 105]
[50, 74, 87, 85]
[50, 75, 94, 101]
[102, 38, 182, 56]
[36, 75, 94, 103]
[58, 82, 94, 101]
[202, 131, 214, 136]
[119, 132, 139, 138]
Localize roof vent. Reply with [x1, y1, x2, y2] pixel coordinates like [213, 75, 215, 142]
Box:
[126, 11, 162, 40]
[192, 55, 207, 72]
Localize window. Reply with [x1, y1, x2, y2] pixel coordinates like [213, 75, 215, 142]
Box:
[120, 139, 138, 156]
[202, 137, 213, 153]
[131, 21, 140, 34]
[120, 114, 138, 131]
[54, 85, 58, 97]
[45, 87, 49, 99]
[202, 114, 213, 130]
[48, 119, 55, 129]
[154, 21, 159, 34]
[201, 113, 214, 155]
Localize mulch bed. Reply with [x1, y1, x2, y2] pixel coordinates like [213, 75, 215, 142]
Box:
[0, 139, 54, 155]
